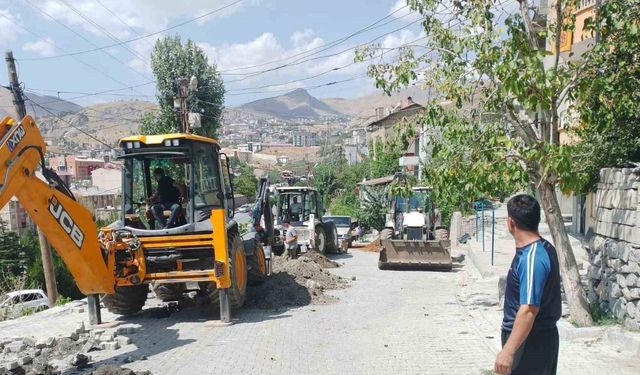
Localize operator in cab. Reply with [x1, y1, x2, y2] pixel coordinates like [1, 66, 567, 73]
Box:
[289, 196, 302, 221]
[148, 168, 186, 229]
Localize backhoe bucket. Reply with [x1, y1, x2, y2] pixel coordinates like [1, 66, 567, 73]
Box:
[378, 239, 452, 271]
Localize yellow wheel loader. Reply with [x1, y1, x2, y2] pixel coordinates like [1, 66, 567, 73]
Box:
[378, 177, 452, 271]
[0, 116, 268, 324]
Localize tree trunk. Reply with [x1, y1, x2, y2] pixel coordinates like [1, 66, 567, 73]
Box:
[537, 181, 593, 326]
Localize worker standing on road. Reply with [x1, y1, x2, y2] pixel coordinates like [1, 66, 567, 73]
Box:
[494, 195, 561, 375]
[282, 218, 298, 259]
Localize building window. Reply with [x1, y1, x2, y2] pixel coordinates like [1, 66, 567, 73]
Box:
[580, 0, 595, 9]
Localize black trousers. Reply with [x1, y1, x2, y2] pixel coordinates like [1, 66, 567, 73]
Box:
[501, 327, 559, 375]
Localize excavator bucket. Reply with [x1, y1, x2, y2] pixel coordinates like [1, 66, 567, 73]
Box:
[378, 239, 452, 271]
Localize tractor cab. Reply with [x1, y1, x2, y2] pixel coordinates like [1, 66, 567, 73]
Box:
[118, 133, 234, 232]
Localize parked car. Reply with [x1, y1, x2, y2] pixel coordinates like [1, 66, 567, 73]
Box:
[323, 215, 353, 252]
[237, 204, 253, 214]
[0, 289, 49, 319]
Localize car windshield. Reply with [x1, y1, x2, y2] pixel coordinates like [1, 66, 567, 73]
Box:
[325, 217, 350, 227]
[0, 294, 10, 306]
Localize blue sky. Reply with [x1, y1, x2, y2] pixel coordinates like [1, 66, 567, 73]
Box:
[0, 0, 425, 107]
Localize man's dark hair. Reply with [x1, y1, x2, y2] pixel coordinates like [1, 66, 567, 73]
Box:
[507, 194, 541, 232]
[283, 218, 291, 224]
[153, 168, 165, 176]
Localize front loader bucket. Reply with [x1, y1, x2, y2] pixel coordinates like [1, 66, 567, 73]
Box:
[379, 239, 452, 271]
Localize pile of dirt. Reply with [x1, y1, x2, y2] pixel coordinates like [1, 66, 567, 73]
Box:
[299, 251, 340, 268]
[245, 253, 349, 310]
[353, 238, 381, 252]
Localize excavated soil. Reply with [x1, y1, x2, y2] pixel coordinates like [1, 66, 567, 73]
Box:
[353, 239, 381, 252]
[299, 250, 341, 268]
[245, 252, 349, 310]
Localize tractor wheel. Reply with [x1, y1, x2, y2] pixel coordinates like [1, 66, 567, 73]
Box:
[323, 222, 339, 254]
[314, 226, 327, 254]
[102, 285, 148, 315]
[152, 283, 185, 302]
[247, 241, 268, 285]
[207, 234, 247, 310]
[380, 228, 394, 240]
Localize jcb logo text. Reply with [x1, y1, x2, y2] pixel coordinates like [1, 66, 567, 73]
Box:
[7, 125, 26, 152]
[49, 197, 84, 248]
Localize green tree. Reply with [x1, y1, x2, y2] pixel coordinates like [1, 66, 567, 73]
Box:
[354, 0, 640, 325]
[312, 164, 339, 207]
[569, 1, 640, 192]
[234, 162, 258, 198]
[140, 35, 225, 138]
[0, 219, 28, 277]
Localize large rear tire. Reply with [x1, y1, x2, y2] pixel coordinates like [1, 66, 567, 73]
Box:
[247, 241, 268, 285]
[102, 285, 148, 315]
[207, 234, 247, 311]
[314, 226, 327, 254]
[323, 222, 339, 254]
[152, 283, 185, 302]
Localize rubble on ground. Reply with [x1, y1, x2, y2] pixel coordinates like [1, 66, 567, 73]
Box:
[0, 321, 144, 375]
[246, 252, 349, 310]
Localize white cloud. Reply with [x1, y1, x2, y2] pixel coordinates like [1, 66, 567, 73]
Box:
[389, 0, 423, 22]
[38, 0, 256, 38]
[199, 28, 423, 94]
[0, 9, 22, 48]
[22, 37, 57, 57]
[35, 0, 258, 72]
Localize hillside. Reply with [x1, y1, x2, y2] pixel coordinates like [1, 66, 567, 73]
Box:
[240, 88, 344, 120]
[38, 100, 157, 151]
[321, 86, 431, 120]
[0, 85, 82, 118]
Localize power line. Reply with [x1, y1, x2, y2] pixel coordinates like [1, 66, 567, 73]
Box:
[223, 18, 425, 84]
[58, 0, 152, 70]
[225, 75, 368, 96]
[23, 0, 153, 83]
[25, 95, 116, 149]
[0, 11, 149, 93]
[18, 0, 244, 61]
[226, 35, 428, 93]
[218, 4, 412, 74]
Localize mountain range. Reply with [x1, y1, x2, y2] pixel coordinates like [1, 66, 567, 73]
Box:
[0, 85, 83, 119]
[1, 85, 429, 150]
[240, 88, 343, 119]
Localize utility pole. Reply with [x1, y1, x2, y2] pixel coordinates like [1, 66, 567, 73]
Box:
[178, 78, 189, 133]
[5, 50, 59, 307]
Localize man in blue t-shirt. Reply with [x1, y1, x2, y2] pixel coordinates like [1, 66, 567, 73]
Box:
[494, 194, 561, 375]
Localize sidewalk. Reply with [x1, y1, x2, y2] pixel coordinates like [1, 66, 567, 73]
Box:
[462, 213, 640, 360]
[465, 210, 588, 278]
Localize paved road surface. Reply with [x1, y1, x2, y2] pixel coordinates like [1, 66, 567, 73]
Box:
[1, 250, 637, 374]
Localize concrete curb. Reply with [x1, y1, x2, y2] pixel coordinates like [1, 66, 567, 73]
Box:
[557, 321, 640, 355]
[464, 242, 497, 278]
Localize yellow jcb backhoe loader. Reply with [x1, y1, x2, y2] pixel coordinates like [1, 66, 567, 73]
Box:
[0, 115, 268, 324]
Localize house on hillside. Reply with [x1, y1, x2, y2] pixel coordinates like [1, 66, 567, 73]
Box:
[364, 97, 439, 179]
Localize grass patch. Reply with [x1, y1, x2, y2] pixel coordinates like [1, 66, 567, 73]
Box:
[589, 303, 621, 326]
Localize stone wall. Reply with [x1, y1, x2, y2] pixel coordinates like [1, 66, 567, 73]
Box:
[586, 167, 640, 329]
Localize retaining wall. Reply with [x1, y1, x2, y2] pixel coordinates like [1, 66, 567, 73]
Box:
[586, 167, 640, 330]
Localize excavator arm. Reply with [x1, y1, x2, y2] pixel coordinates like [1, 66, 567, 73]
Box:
[0, 116, 115, 294]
